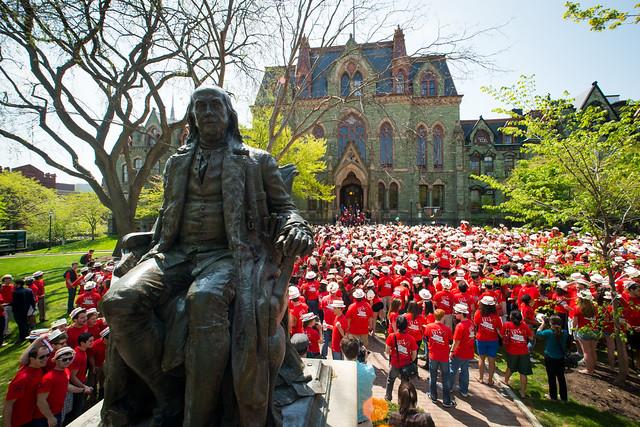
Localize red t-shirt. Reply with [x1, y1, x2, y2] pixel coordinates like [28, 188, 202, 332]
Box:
[519, 303, 536, 326]
[289, 302, 309, 335]
[386, 332, 418, 368]
[300, 281, 320, 301]
[71, 347, 88, 382]
[34, 368, 70, 417]
[453, 319, 475, 360]
[473, 311, 503, 342]
[436, 250, 452, 269]
[377, 277, 394, 297]
[424, 322, 453, 362]
[5, 366, 43, 427]
[571, 306, 597, 330]
[453, 291, 476, 314]
[66, 325, 88, 349]
[502, 322, 532, 355]
[392, 286, 409, 307]
[387, 311, 399, 334]
[33, 279, 45, 298]
[404, 313, 428, 343]
[89, 338, 107, 368]
[0, 284, 14, 303]
[346, 300, 373, 335]
[87, 318, 107, 339]
[331, 314, 347, 352]
[75, 291, 102, 310]
[304, 326, 321, 353]
[320, 294, 336, 328]
[622, 293, 640, 327]
[432, 290, 453, 314]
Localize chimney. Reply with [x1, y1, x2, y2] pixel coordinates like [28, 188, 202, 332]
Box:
[392, 26, 407, 59]
[296, 36, 311, 97]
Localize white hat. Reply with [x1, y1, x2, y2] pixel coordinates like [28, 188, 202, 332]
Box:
[407, 260, 418, 270]
[577, 290, 593, 301]
[50, 318, 67, 328]
[480, 295, 496, 306]
[371, 269, 381, 277]
[1, 274, 13, 280]
[288, 286, 301, 299]
[84, 272, 94, 281]
[353, 288, 366, 299]
[574, 278, 590, 287]
[366, 290, 376, 300]
[86, 308, 98, 316]
[570, 272, 583, 281]
[33, 271, 44, 278]
[305, 271, 317, 280]
[328, 268, 339, 275]
[80, 267, 89, 273]
[590, 273, 604, 284]
[329, 300, 346, 309]
[83, 281, 97, 291]
[54, 346, 75, 360]
[624, 267, 640, 278]
[93, 262, 102, 268]
[603, 291, 613, 300]
[70, 307, 86, 319]
[412, 276, 422, 285]
[453, 303, 469, 314]
[624, 280, 638, 290]
[441, 278, 452, 289]
[556, 281, 569, 291]
[418, 288, 432, 301]
[328, 282, 339, 294]
[48, 329, 64, 342]
[535, 313, 547, 324]
[301, 312, 318, 323]
[381, 266, 391, 274]
[429, 269, 439, 276]
[100, 327, 111, 338]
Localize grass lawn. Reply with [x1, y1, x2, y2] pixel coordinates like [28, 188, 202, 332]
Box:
[495, 349, 638, 427]
[0, 253, 90, 421]
[27, 235, 118, 254]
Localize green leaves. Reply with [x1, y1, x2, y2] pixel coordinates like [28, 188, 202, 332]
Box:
[563, 1, 640, 31]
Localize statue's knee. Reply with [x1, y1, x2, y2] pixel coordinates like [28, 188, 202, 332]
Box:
[186, 289, 228, 320]
[101, 284, 143, 317]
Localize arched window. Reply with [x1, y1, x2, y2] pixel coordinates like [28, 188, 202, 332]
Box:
[353, 71, 363, 96]
[469, 154, 481, 175]
[504, 155, 515, 175]
[421, 72, 437, 97]
[474, 130, 490, 145]
[416, 126, 427, 167]
[470, 188, 481, 213]
[389, 182, 399, 210]
[432, 184, 444, 210]
[378, 182, 386, 210]
[133, 158, 143, 172]
[379, 122, 393, 167]
[340, 72, 351, 97]
[338, 114, 366, 160]
[419, 185, 428, 208]
[483, 155, 494, 174]
[121, 164, 128, 184]
[394, 72, 406, 94]
[433, 125, 444, 168]
[312, 124, 325, 139]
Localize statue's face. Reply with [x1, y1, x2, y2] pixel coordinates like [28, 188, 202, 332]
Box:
[191, 88, 229, 142]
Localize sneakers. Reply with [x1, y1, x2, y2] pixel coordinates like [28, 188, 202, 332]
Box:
[459, 391, 469, 398]
[428, 394, 437, 404]
[442, 400, 457, 408]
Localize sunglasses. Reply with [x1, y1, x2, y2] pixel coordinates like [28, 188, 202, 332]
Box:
[37, 354, 50, 360]
[59, 357, 74, 363]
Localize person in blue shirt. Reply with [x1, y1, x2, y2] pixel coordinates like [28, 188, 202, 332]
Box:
[536, 314, 569, 401]
[341, 337, 376, 426]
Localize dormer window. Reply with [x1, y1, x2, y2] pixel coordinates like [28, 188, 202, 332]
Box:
[421, 72, 437, 97]
[474, 130, 490, 145]
[394, 70, 408, 94]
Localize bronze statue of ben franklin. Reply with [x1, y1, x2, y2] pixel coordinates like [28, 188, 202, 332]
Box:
[101, 86, 314, 427]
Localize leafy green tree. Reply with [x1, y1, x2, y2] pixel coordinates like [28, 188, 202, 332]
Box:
[135, 177, 164, 223]
[65, 193, 110, 240]
[243, 109, 334, 202]
[477, 76, 640, 384]
[564, 1, 640, 31]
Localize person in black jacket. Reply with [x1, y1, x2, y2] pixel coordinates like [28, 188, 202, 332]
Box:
[11, 278, 35, 342]
[389, 381, 435, 427]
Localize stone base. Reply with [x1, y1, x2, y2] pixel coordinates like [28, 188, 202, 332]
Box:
[69, 359, 357, 427]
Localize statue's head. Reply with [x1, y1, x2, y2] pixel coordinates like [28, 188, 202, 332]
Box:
[186, 86, 242, 146]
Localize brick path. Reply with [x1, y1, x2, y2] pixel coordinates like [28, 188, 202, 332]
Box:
[364, 335, 532, 426]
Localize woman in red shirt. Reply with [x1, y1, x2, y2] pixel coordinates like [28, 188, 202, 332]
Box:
[302, 313, 322, 359]
[384, 315, 418, 402]
[404, 301, 427, 359]
[330, 300, 347, 360]
[387, 298, 402, 335]
[571, 290, 599, 374]
[449, 303, 474, 397]
[474, 296, 503, 385]
[502, 310, 533, 398]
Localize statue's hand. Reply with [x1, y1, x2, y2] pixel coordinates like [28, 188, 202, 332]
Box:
[276, 226, 314, 258]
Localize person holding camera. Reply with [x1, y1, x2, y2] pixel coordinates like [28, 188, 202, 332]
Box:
[384, 315, 418, 402]
[341, 337, 375, 426]
[536, 314, 569, 401]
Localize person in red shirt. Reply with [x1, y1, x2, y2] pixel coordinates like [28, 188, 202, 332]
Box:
[432, 279, 454, 330]
[571, 290, 599, 374]
[68, 332, 95, 421]
[404, 301, 427, 356]
[320, 282, 340, 358]
[346, 288, 374, 345]
[66, 307, 88, 349]
[435, 244, 452, 271]
[32, 271, 46, 323]
[449, 303, 474, 397]
[330, 300, 347, 360]
[288, 287, 309, 335]
[88, 327, 109, 402]
[299, 271, 321, 316]
[34, 347, 90, 427]
[474, 296, 503, 385]
[3, 344, 49, 427]
[377, 266, 395, 311]
[386, 298, 402, 335]
[391, 281, 410, 310]
[621, 280, 640, 369]
[502, 310, 533, 398]
[424, 309, 454, 407]
[75, 281, 102, 311]
[302, 312, 322, 358]
[1, 274, 14, 337]
[384, 315, 418, 402]
[453, 279, 476, 316]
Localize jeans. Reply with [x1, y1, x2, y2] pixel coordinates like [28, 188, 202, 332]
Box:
[385, 366, 401, 400]
[544, 355, 567, 401]
[308, 299, 320, 317]
[449, 356, 470, 394]
[67, 287, 77, 314]
[3, 304, 12, 335]
[321, 329, 332, 358]
[429, 360, 452, 404]
[332, 351, 343, 360]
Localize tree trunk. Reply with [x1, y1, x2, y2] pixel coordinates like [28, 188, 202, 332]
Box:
[110, 199, 136, 238]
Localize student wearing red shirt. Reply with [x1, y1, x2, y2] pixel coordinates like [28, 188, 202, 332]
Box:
[502, 310, 533, 398]
[404, 301, 427, 356]
[1, 274, 14, 337]
[88, 327, 110, 401]
[571, 291, 599, 374]
[424, 309, 454, 407]
[330, 300, 347, 360]
[474, 296, 503, 385]
[300, 271, 321, 316]
[377, 267, 395, 310]
[66, 307, 88, 349]
[288, 286, 309, 335]
[449, 303, 474, 397]
[346, 289, 374, 345]
[622, 280, 640, 369]
[391, 282, 410, 310]
[384, 315, 418, 402]
[34, 347, 90, 427]
[386, 298, 402, 335]
[432, 279, 454, 330]
[320, 282, 340, 358]
[85, 309, 107, 339]
[302, 312, 322, 358]
[68, 332, 95, 422]
[3, 345, 49, 427]
[453, 279, 476, 316]
[75, 281, 102, 311]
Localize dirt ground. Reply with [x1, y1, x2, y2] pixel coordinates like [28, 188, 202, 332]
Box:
[564, 364, 640, 422]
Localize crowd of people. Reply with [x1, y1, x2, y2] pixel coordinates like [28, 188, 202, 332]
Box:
[337, 206, 368, 227]
[288, 222, 640, 424]
[3, 251, 112, 426]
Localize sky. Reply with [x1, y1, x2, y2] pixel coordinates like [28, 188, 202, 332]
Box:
[3, 0, 639, 183]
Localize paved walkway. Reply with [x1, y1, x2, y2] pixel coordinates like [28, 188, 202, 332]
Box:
[366, 335, 532, 426]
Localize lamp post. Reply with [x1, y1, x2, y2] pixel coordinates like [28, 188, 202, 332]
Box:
[48, 210, 53, 249]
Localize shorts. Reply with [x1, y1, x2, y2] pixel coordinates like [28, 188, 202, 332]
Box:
[476, 340, 499, 358]
[576, 330, 599, 341]
[506, 353, 533, 375]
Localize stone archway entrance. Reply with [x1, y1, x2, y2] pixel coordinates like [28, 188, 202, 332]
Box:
[339, 172, 363, 210]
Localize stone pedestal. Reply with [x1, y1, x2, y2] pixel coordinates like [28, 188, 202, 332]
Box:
[69, 359, 357, 427]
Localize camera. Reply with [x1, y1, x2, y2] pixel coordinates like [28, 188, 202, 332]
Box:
[357, 342, 370, 363]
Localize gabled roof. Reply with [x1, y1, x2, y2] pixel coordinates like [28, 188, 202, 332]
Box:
[460, 116, 522, 145]
[573, 81, 619, 119]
